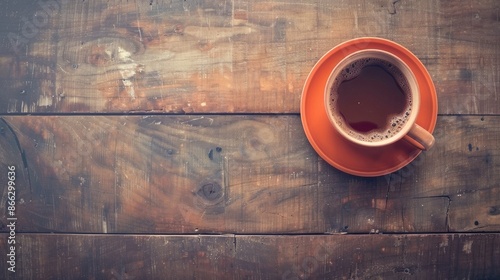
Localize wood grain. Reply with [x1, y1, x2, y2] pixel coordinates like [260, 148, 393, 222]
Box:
[1, 115, 319, 233]
[0, 0, 498, 114]
[0, 233, 498, 279]
[321, 115, 500, 233]
[1, 115, 498, 234]
[0, 1, 498, 277]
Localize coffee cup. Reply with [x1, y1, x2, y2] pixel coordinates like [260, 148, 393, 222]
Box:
[324, 49, 435, 150]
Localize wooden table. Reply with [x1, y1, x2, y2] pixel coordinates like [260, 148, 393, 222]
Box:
[1, 0, 499, 279]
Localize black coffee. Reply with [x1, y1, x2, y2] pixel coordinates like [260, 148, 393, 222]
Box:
[329, 58, 412, 142]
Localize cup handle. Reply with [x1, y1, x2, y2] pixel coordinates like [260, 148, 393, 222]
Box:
[404, 123, 435, 151]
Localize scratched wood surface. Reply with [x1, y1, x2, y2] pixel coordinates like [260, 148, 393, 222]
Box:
[0, 0, 498, 114]
[0, 234, 499, 279]
[0, 115, 498, 234]
[1, 0, 500, 278]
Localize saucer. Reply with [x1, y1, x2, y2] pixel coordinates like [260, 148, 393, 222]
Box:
[300, 37, 438, 177]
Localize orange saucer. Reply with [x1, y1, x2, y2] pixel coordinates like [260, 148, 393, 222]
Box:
[300, 38, 438, 177]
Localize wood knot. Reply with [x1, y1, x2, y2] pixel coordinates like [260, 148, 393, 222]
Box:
[489, 206, 500, 216]
[208, 147, 223, 161]
[173, 24, 184, 35]
[194, 181, 225, 215]
[198, 40, 213, 51]
[197, 182, 223, 202]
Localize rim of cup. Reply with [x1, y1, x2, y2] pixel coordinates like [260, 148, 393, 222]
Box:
[324, 49, 421, 147]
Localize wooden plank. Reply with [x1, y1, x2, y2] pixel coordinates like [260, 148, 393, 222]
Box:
[0, 0, 498, 114]
[0, 115, 320, 233]
[320, 115, 500, 233]
[0, 233, 499, 279]
[0, 115, 498, 234]
[0, 0, 59, 113]
[0, 234, 235, 279]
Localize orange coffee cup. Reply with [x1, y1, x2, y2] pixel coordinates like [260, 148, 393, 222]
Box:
[324, 49, 435, 150]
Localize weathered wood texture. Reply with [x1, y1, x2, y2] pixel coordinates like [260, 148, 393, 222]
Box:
[1, 115, 498, 234]
[0, 0, 498, 278]
[0, 0, 498, 114]
[0, 233, 498, 279]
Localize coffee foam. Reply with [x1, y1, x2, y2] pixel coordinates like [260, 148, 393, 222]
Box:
[329, 58, 413, 142]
